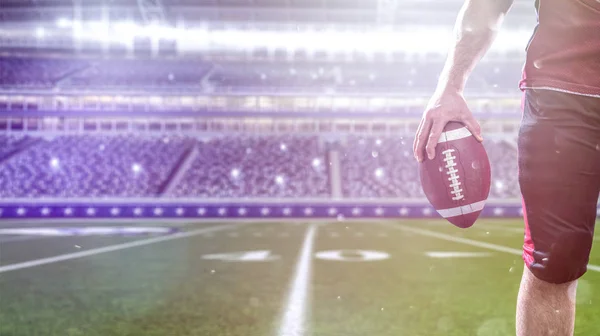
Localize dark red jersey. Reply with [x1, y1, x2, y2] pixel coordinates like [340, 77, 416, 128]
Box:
[519, 0, 600, 97]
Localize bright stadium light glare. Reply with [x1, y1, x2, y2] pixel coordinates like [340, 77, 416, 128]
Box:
[50, 158, 59, 168]
[35, 27, 46, 39]
[132, 163, 142, 173]
[275, 175, 285, 185]
[114, 21, 140, 37]
[88, 21, 110, 32]
[231, 168, 240, 178]
[56, 18, 71, 28]
[312, 158, 321, 168]
[86, 21, 111, 42]
[375, 168, 384, 178]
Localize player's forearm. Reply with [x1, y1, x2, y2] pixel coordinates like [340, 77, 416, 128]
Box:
[436, 0, 513, 94]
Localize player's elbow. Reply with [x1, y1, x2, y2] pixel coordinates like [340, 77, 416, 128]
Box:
[496, 0, 515, 14]
[461, 0, 514, 34]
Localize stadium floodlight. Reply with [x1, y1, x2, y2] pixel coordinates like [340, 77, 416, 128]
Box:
[88, 21, 111, 42]
[375, 168, 384, 178]
[312, 158, 321, 168]
[35, 27, 46, 39]
[56, 18, 72, 28]
[50, 158, 60, 168]
[114, 21, 140, 38]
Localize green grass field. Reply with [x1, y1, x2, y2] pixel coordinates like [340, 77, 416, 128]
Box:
[1, 219, 600, 336]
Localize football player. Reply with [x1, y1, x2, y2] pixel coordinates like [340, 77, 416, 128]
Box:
[413, 1, 600, 335]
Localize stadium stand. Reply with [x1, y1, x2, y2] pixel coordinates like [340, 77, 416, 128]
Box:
[0, 135, 194, 198]
[339, 136, 520, 199]
[486, 139, 520, 199]
[0, 133, 519, 199]
[169, 135, 330, 198]
[340, 136, 423, 198]
[0, 56, 522, 93]
[0, 57, 88, 88]
[61, 60, 213, 90]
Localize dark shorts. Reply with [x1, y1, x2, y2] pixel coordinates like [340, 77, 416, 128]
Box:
[519, 89, 600, 284]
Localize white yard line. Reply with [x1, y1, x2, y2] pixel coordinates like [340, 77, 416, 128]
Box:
[379, 223, 600, 273]
[0, 222, 254, 274]
[425, 251, 492, 258]
[277, 224, 318, 336]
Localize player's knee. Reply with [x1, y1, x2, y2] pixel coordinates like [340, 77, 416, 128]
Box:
[526, 231, 592, 285]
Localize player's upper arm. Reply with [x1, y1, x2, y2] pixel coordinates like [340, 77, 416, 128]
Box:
[460, 0, 514, 32]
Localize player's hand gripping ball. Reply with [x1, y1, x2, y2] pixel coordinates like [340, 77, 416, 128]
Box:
[418, 122, 491, 228]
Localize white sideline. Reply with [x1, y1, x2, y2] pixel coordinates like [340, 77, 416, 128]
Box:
[378, 223, 600, 273]
[0, 222, 254, 274]
[277, 224, 318, 336]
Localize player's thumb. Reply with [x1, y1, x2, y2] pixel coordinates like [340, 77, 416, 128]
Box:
[462, 115, 483, 142]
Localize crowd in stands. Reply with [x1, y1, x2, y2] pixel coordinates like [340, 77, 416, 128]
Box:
[340, 136, 422, 198]
[0, 57, 87, 88]
[62, 60, 212, 90]
[0, 135, 194, 198]
[169, 136, 330, 198]
[0, 135, 31, 158]
[0, 134, 520, 199]
[339, 136, 519, 199]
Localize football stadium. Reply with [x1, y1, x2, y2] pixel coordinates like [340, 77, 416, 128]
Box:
[0, 0, 599, 335]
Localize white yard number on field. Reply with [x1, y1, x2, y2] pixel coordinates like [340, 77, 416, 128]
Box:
[201, 249, 390, 262]
[314, 250, 390, 262]
[202, 250, 280, 262]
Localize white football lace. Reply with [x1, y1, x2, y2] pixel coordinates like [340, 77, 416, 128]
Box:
[442, 149, 464, 201]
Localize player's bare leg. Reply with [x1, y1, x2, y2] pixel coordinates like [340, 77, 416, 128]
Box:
[516, 265, 577, 336]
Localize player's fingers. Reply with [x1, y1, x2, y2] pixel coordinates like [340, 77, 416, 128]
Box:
[425, 121, 445, 160]
[414, 118, 432, 163]
[413, 117, 426, 156]
[461, 114, 483, 142]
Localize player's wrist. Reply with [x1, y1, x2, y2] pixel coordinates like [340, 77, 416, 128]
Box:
[435, 79, 465, 96]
